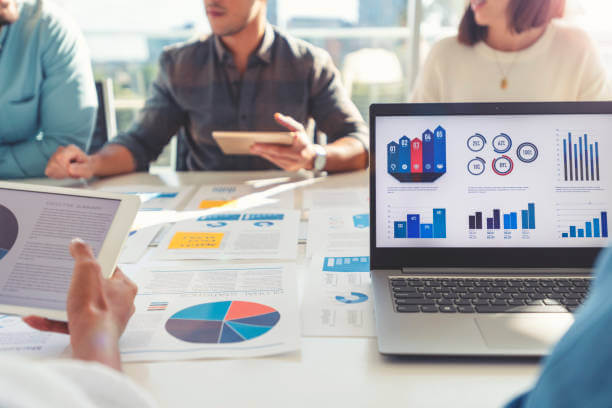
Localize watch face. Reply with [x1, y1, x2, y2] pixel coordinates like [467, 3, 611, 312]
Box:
[314, 146, 327, 171]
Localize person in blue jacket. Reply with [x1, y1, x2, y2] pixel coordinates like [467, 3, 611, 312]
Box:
[0, 0, 97, 179]
[506, 244, 612, 407]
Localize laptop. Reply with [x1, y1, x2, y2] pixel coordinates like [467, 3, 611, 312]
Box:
[370, 102, 612, 356]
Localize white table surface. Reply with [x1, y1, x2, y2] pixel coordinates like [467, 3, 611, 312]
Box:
[22, 170, 542, 408]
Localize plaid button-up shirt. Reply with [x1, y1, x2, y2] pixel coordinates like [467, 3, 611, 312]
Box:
[111, 24, 368, 171]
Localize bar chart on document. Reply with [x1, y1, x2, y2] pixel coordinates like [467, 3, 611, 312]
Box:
[557, 130, 601, 182]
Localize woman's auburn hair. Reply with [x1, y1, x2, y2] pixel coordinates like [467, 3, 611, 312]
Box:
[458, 0, 566, 46]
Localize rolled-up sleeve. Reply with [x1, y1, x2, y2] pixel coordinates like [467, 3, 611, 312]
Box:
[110, 50, 188, 171]
[308, 50, 369, 152]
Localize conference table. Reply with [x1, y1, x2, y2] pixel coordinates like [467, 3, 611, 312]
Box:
[27, 169, 542, 408]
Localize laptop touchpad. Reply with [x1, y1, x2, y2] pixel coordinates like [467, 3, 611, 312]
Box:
[475, 315, 574, 350]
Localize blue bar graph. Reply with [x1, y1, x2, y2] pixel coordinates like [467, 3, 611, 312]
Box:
[528, 203, 536, 229]
[562, 211, 608, 239]
[471, 204, 535, 231]
[521, 210, 529, 229]
[563, 133, 601, 181]
[407, 215, 420, 238]
[433, 209, 446, 238]
[504, 214, 511, 229]
[394, 209, 447, 239]
[420, 224, 434, 238]
[394, 222, 407, 238]
[323, 257, 370, 273]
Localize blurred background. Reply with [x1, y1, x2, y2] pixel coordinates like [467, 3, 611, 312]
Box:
[53, 0, 612, 169]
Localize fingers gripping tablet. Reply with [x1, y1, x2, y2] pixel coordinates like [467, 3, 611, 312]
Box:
[0, 182, 140, 321]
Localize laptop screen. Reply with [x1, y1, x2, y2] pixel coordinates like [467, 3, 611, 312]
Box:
[372, 103, 612, 268]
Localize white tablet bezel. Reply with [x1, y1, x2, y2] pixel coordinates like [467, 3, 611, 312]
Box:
[0, 182, 141, 321]
[212, 131, 294, 155]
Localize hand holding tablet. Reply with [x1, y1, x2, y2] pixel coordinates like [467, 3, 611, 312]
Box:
[0, 182, 140, 321]
[212, 131, 294, 155]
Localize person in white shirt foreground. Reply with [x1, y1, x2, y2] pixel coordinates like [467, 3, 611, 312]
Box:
[0, 239, 156, 408]
[3, 238, 612, 406]
[412, 0, 610, 102]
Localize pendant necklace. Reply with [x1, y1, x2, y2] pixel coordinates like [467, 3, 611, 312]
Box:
[493, 50, 520, 90]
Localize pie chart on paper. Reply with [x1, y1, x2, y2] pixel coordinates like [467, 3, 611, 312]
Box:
[165, 301, 281, 344]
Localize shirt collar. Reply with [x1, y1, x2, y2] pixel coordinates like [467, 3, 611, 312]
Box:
[214, 23, 275, 65]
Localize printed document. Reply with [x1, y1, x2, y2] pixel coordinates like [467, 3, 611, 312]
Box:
[119, 264, 300, 362]
[0, 314, 69, 357]
[98, 185, 194, 211]
[155, 211, 300, 260]
[302, 188, 368, 210]
[307, 209, 370, 257]
[185, 184, 294, 211]
[302, 255, 375, 337]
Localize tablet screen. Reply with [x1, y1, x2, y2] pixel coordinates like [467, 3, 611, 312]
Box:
[0, 188, 121, 311]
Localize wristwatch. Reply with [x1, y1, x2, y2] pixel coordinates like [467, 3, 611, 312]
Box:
[312, 144, 328, 172]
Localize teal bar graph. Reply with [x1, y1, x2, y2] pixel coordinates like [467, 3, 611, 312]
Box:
[562, 211, 608, 239]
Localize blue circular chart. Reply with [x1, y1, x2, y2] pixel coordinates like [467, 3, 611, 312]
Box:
[0, 204, 18, 261]
[165, 301, 281, 344]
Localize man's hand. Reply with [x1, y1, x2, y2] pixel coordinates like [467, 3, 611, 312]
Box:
[45, 145, 96, 179]
[23, 239, 138, 371]
[250, 113, 318, 172]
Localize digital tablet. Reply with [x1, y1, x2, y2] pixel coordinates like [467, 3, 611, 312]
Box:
[213, 131, 294, 155]
[0, 182, 140, 321]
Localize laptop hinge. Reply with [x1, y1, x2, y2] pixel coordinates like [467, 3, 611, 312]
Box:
[400, 267, 592, 276]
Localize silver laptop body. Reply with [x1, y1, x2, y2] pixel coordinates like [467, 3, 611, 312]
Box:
[370, 102, 611, 356]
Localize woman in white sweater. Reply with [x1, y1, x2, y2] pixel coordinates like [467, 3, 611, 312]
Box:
[412, 0, 610, 102]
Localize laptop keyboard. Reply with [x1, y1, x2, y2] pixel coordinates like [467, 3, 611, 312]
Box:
[390, 277, 592, 314]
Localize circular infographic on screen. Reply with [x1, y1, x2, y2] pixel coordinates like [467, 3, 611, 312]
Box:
[165, 301, 281, 344]
[0, 204, 18, 261]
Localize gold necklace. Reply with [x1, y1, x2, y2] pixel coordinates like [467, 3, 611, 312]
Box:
[492, 50, 520, 90]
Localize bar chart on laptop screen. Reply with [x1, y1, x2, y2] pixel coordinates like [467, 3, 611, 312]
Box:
[386, 206, 447, 241]
[467, 203, 536, 241]
[557, 130, 601, 182]
[556, 203, 609, 240]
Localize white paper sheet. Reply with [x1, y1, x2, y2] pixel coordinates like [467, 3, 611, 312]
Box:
[154, 210, 300, 260]
[307, 208, 370, 258]
[98, 185, 194, 211]
[0, 315, 69, 358]
[185, 184, 294, 211]
[118, 224, 164, 264]
[301, 255, 375, 338]
[119, 264, 300, 362]
[302, 188, 369, 210]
